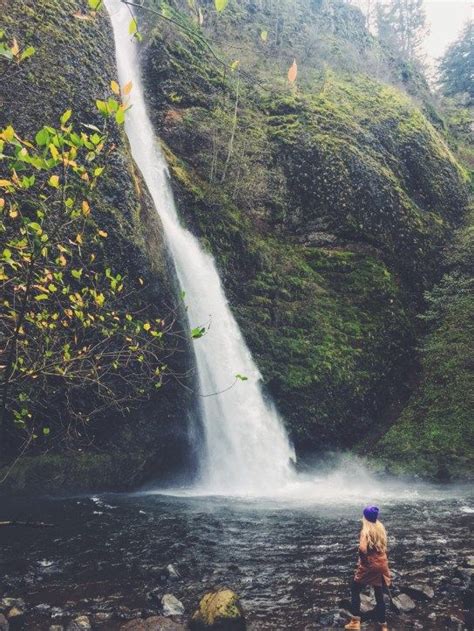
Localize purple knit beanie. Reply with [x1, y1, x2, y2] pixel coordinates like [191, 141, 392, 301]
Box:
[363, 505, 379, 523]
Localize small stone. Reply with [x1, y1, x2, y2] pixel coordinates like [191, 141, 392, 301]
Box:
[190, 589, 245, 629]
[66, 616, 91, 631]
[0, 614, 8, 631]
[0, 599, 25, 613]
[465, 556, 474, 568]
[167, 564, 181, 580]
[161, 594, 185, 617]
[392, 593, 416, 613]
[6, 607, 24, 620]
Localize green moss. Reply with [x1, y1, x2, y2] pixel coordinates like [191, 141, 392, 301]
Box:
[140, 1, 469, 463]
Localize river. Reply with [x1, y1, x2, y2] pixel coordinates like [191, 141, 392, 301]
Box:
[1, 477, 472, 629]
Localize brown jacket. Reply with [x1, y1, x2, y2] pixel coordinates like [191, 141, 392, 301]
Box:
[354, 547, 391, 587]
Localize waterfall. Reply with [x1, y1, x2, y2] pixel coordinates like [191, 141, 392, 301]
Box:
[105, 0, 295, 495]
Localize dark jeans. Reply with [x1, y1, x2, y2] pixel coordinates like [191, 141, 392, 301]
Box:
[350, 579, 386, 623]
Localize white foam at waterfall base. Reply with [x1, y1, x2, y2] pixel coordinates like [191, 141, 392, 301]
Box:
[105, 0, 295, 496]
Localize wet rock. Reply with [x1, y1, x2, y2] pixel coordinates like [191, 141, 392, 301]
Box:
[6, 607, 24, 621]
[0, 614, 8, 631]
[161, 594, 184, 617]
[121, 617, 185, 630]
[0, 600, 25, 613]
[449, 614, 465, 629]
[93, 612, 112, 623]
[359, 593, 376, 613]
[190, 589, 245, 630]
[66, 616, 91, 631]
[35, 604, 52, 614]
[167, 565, 181, 580]
[401, 584, 435, 600]
[318, 608, 351, 626]
[392, 593, 416, 613]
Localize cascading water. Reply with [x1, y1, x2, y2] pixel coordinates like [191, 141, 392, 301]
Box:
[105, 0, 295, 495]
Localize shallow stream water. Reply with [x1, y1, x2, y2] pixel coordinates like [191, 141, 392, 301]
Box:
[0, 477, 472, 629]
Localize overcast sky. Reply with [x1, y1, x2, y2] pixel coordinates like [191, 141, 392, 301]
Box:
[424, 0, 472, 62]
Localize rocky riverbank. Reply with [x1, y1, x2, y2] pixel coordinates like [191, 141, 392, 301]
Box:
[0, 491, 473, 630]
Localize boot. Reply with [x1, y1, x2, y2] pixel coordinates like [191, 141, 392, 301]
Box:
[344, 617, 361, 630]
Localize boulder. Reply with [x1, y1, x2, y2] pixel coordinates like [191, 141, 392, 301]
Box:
[121, 617, 185, 630]
[161, 594, 185, 617]
[66, 616, 91, 631]
[392, 593, 416, 613]
[190, 589, 245, 630]
[400, 584, 435, 601]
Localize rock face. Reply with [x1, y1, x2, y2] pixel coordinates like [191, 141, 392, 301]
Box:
[190, 589, 245, 630]
[141, 0, 471, 475]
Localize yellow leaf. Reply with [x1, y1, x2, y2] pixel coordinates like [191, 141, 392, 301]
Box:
[11, 38, 19, 57]
[9, 208, 18, 219]
[288, 59, 298, 83]
[98, 229, 108, 238]
[111, 80, 120, 95]
[48, 175, 60, 188]
[76, 233, 83, 245]
[0, 198, 4, 209]
[49, 143, 59, 160]
[82, 200, 91, 216]
[58, 254, 67, 267]
[143, 322, 151, 331]
[123, 80, 133, 95]
[2, 126, 15, 142]
[0, 180, 12, 188]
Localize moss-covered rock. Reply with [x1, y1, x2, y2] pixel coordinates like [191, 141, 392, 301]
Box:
[190, 589, 246, 630]
[139, 0, 469, 457]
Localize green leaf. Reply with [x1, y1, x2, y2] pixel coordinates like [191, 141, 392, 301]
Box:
[35, 294, 49, 301]
[88, 0, 102, 9]
[60, 109, 72, 125]
[215, 0, 229, 12]
[20, 45, 35, 61]
[42, 427, 50, 436]
[115, 108, 125, 124]
[191, 326, 206, 339]
[236, 373, 248, 381]
[260, 30, 268, 42]
[96, 99, 108, 115]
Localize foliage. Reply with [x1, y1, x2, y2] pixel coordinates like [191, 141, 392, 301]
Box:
[438, 21, 474, 103]
[375, 0, 427, 66]
[374, 219, 474, 479]
[0, 101, 171, 451]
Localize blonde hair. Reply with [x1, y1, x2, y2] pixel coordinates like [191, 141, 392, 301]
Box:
[361, 517, 387, 553]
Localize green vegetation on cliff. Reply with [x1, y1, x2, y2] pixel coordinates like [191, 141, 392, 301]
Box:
[0, 0, 192, 492]
[139, 0, 469, 460]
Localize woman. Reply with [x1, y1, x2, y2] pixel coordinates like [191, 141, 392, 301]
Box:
[345, 506, 391, 631]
